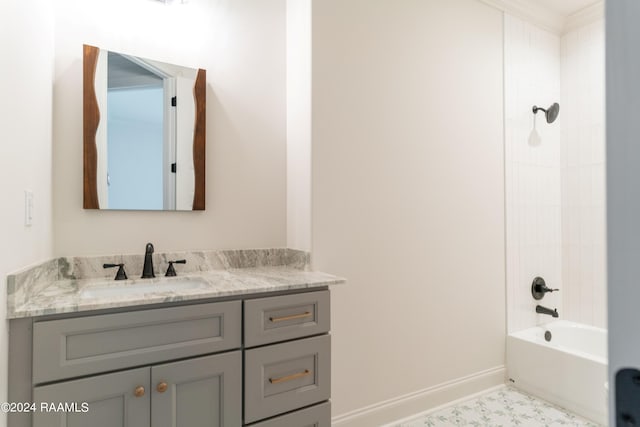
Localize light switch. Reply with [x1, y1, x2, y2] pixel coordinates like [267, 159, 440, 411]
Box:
[24, 190, 33, 226]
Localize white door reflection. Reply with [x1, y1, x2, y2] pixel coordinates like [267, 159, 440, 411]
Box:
[108, 84, 165, 210]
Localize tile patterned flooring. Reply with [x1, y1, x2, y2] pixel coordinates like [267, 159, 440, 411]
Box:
[390, 387, 601, 427]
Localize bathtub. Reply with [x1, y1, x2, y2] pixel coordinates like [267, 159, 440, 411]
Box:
[507, 321, 607, 425]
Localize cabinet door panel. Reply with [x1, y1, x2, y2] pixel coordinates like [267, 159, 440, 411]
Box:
[151, 351, 241, 427]
[33, 367, 149, 427]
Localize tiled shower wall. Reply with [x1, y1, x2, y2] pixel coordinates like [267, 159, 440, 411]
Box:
[505, 14, 562, 333]
[560, 20, 606, 328]
[505, 13, 606, 333]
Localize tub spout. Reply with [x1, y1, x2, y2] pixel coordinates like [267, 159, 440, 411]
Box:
[536, 305, 559, 318]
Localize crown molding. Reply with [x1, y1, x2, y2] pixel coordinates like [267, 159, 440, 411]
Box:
[564, 1, 604, 34]
[478, 0, 565, 34]
[478, 0, 603, 35]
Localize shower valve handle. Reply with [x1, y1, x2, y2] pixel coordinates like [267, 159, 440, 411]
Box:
[531, 277, 558, 300]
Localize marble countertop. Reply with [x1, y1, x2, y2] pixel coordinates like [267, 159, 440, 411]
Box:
[8, 267, 344, 319]
[6, 249, 345, 319]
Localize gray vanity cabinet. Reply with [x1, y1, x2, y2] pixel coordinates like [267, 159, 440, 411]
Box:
[9, 289, 332, 427]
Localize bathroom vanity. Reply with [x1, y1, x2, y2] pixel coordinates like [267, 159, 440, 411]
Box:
[6, 249, 343, 427]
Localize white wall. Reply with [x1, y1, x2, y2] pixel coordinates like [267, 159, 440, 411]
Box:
[52, 0, 288, 256]
[504, 14, 563, 333]
[560, 19, 606, 328]
[0, 0, 55, 425]
[311, 0, 505, 423]
[286, 0, 312, 251]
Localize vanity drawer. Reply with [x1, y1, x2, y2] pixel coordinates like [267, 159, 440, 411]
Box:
[244, 290, 329, 347]
[32, 301, 241, 384]
[244, 335, 330, 423]
[247, 401, 331, 427]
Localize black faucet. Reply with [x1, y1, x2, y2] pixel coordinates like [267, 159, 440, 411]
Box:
[142, 243, 155, 278]
[536, 305, 559, 318]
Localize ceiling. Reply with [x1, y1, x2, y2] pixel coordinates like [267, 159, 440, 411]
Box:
[533, 0, 601, 18]
[108, 52, 162, 90]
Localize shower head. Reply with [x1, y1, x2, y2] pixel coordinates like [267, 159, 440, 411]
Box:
[532, 103, 560, 124]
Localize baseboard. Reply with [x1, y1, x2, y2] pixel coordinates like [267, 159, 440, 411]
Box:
[331, 366, 506, 427]
[379, 384, 507, 427]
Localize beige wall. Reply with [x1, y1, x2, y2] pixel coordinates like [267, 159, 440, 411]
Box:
[52, 0, 287, 256]
[311, 0, 506, 422]
[286, 0, 312, 251]
[0, 0, 55, 424]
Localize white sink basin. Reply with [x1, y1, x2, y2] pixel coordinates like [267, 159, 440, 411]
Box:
[80, 278, 210, 299]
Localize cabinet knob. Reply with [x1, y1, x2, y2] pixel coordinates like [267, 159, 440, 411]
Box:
[157, 382, 168, 393]
[134, 386, 145, 397]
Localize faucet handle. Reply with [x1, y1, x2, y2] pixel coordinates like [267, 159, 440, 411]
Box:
[165, 260, 187, 277]
[103, 263, 128, 281]
[531, 277, 559, 300]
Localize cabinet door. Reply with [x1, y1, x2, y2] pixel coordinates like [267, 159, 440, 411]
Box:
[151, 351, 242, 427]
[33, 367, 150, 427]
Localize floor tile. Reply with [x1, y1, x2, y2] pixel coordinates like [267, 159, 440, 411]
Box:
[390, 387, 601, 427]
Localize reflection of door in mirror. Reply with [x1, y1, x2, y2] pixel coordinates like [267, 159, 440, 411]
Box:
[102, 52, 170, 210]
[83, 44, 206, 211]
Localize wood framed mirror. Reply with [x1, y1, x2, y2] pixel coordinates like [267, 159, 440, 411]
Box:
[83, 44, 206, 211]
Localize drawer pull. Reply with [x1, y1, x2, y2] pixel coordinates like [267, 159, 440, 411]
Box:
[157, 382, 168, 393]
[269, 312, 312, 323]
[269, 369, 311, 384]
[134, 386, 145, 397]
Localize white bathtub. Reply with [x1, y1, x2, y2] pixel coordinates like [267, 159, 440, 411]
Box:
[507, 321, 607, 425]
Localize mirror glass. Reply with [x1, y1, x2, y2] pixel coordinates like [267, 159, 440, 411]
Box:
[83, 45, 206, 211]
